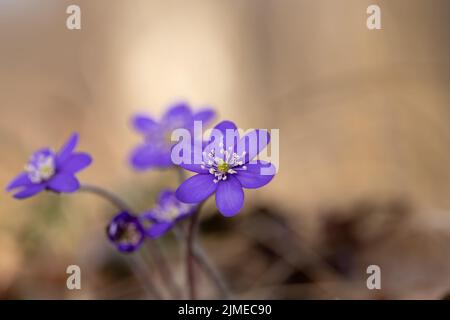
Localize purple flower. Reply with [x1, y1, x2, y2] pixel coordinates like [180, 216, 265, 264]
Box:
[6, 133, 92, 199]
[106, 190, 195, 252]
[130, 101, 215, 170]
[107, 212, 146, 253]
[175, 121, 276, 217]
[142, 189, 196, 239]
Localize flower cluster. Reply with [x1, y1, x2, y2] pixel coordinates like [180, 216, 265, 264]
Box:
[107, 189, 196, 252]
[6, 101, 276, 253]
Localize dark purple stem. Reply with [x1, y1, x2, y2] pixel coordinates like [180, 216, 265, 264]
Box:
[186, 203, 203, 299]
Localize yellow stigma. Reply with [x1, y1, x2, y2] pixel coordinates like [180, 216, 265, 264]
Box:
[217, 161, 229, 173]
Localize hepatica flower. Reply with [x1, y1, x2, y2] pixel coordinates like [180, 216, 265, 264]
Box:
[175, 121, 276, 217]
[6, 133, 92, 199]
[107, 190, 195, 252]
[107, 212, 146, 253]
[143, 189, 196, 239]
[130, 101, 215, 170]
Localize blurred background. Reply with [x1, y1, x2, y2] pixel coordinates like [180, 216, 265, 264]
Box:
[1, 0, 450, 299]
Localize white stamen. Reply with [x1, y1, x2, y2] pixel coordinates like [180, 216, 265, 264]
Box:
[26, 153, 56, 183]
[201, 147, 247, 182]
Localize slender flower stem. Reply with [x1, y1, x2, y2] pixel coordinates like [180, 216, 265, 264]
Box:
[177, 166, 200, 299]
[174, 225, 231, 299]
[186, 202, 202, 299]
[146, 241, 182, 299]
[192, 245, 231, 299]
[78, 183, 134, 213]
[130, 253, 164, 299]
[78, 183, 176, 299]
[176, 167, 231, 299]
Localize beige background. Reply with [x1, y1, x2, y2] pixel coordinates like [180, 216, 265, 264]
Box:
[0, 0, 449, 299]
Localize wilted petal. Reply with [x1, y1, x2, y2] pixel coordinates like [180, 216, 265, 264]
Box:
[176, 174, 217, 203]
[215, 175, 244, 217]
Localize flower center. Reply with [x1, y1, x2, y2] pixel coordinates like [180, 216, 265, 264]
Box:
[26, 151, 56, 183]
[116, 222, 142, 245]
[217, 161, 229, 173]
[201, 143, 247, 183]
